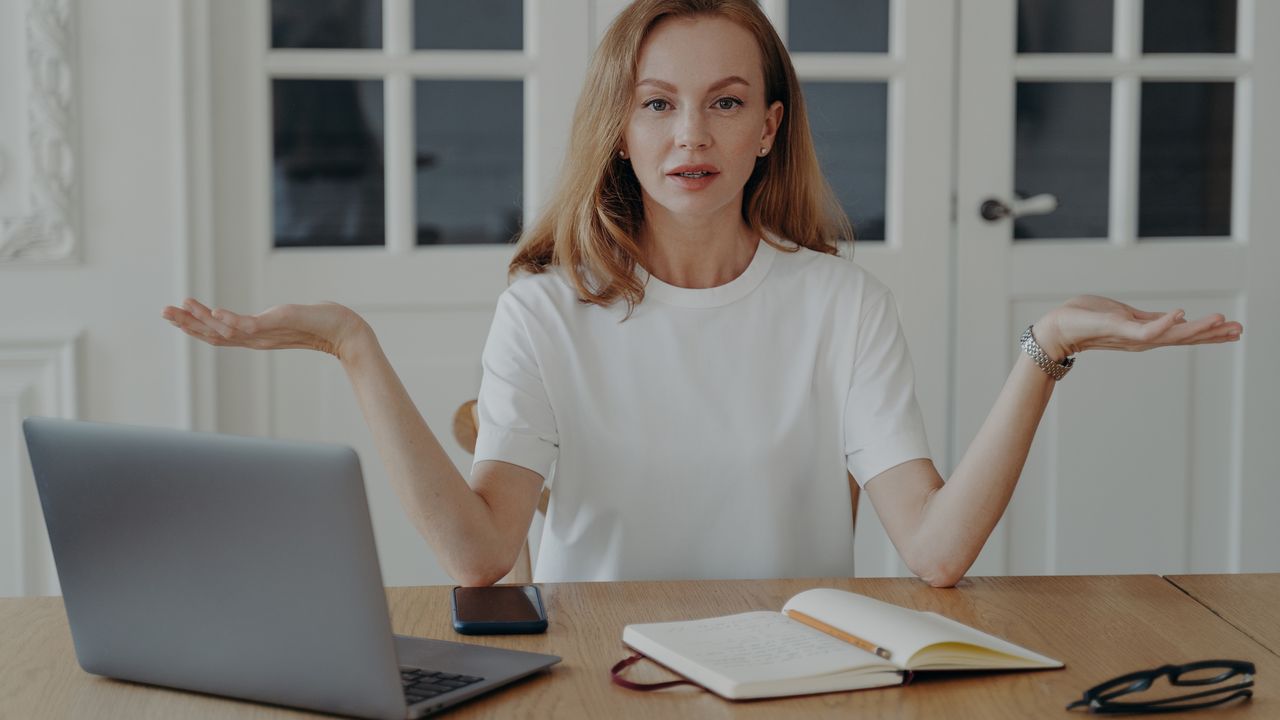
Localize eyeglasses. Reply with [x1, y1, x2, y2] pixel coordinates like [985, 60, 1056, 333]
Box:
[1067, 660, 1254, 714]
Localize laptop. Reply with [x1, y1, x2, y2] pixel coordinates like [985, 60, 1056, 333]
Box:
[22, 417, 560, 719]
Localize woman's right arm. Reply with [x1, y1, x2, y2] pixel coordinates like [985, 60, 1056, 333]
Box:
[163, 298, 543, 586]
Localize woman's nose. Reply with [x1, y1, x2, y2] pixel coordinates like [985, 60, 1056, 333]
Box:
[675, 110, 711, 150]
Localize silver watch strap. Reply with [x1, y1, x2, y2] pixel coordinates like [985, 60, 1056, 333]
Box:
[1019, 324, 1074, 381]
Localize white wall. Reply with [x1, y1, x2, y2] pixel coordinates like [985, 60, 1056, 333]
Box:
[1, 0, 196, 596]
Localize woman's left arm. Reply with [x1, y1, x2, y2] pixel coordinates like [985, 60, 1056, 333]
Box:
[864, 296, 1242, 588]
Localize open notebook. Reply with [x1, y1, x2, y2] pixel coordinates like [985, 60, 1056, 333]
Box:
[621, 588, 1063, 700]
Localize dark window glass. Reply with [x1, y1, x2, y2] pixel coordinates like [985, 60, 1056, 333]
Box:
[415, 81, 523, 245]
[1014, 82, 1111, 240]
[271, 0, 381, 49]
[1143, 0, 1236, 54]
[788, 0, 889, 53]
[802, 82, 887, 242]
[1016, 0, 1112, 53]
[273, 80, 385, 247]
[1139, 82, 1233, 238]
[414, 0, 522, 50]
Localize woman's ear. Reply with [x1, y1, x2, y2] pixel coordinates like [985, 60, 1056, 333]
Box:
[761, 100, 784, 149]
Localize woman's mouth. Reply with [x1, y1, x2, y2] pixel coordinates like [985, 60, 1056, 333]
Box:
[667, 165, 719, 189]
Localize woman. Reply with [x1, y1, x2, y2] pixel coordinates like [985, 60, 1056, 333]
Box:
[164, 0, 1241, 586]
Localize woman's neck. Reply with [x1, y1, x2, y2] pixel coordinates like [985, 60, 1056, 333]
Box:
[639, 204, 758, 289]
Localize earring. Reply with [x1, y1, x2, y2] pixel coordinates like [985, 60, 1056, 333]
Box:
[618, 150, 628, 159]
[759, 147, 768, 156]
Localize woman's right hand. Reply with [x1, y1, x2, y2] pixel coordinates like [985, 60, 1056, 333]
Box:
[162, 298, 370, 360]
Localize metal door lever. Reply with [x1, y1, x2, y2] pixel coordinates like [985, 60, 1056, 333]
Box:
[980, 193, 1058, 222]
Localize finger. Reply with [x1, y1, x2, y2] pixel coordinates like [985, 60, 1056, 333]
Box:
[175, 323, 225, 346]
[165, 308, 209, 333]
[1164, 322, 1241, 347]
[213, 308, 259, 335]
[1173, 314, 1228, 340]
[1186, 333, 1242, 346]
[184, 300, 237, 338]
[1154, 312, 1233, 344]
[1133, 310, 1183, 342]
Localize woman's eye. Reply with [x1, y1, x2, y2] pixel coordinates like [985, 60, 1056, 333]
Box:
[715, 97, 743, 110]
[643, 99, 670, 112]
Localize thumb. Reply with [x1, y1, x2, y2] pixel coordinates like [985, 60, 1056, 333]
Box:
[1138, 309, 1183, 340]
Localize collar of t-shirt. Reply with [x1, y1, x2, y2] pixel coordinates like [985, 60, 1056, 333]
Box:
[637, 237, 778, 308]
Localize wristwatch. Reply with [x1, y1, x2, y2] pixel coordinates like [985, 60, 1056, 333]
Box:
[1019, 324, 1074, 381]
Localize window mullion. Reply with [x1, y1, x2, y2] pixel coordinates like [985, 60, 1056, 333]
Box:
[385, 0, 410, 54]
[1110, 0, 1142, 246]
[385, 0, 413, 253]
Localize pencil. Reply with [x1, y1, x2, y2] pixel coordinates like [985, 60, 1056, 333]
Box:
[784, 609, 893, 661]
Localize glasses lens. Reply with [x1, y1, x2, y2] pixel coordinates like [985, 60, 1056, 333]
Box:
[1175, 665, 1238, 685]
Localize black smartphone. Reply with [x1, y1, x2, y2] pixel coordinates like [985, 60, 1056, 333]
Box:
[450, 585, 548, 635]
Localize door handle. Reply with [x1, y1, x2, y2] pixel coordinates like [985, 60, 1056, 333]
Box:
[980, 193, 1058, 222]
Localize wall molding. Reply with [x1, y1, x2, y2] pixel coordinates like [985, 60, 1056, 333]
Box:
[178, 0, 217, 431]
[0, 0, 79, 262]
[0, 333, 80, 597]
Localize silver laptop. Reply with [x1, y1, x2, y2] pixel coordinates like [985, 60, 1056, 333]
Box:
[22, 417, 560, 719]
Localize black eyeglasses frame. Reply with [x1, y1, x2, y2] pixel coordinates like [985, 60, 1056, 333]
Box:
[1066, 659, 1255, 714]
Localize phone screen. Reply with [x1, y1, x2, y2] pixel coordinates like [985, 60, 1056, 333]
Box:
[452, 585, 544, 623]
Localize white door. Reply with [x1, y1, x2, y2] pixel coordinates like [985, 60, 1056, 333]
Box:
[747, 0, 957, 577]
[955, 0, 1280, 575]
[210, 0, 590, 585]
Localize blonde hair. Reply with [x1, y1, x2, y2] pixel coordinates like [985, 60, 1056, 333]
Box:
[509, 0, 852, 314]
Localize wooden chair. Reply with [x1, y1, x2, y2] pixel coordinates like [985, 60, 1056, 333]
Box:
[451, 400, 548, 584]
[453, 400, 861, 584]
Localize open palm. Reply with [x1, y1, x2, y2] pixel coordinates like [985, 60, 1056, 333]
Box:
[1043, 295, 1242, 357]
[162, 298, 364, 358]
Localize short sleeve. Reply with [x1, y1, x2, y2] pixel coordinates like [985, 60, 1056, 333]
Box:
[844, 290, 932, 487]
[472, 290, 559, 481]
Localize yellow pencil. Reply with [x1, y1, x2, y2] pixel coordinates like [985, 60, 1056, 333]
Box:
[784, 609, 893, 661]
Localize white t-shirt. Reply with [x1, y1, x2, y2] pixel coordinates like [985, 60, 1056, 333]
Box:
[473, 235, 931, 582]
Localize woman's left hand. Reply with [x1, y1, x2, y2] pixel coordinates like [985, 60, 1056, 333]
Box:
[1033, 295, 1243, 361]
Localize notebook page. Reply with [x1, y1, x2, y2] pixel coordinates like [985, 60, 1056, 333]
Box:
[623, 611, 890, 687]
[783, 589, 1061, 669]
[784, 589, 939, 664]
[909, 613, 1062, 668]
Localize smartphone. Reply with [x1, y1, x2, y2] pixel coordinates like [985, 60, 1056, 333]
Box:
[451, 585, 548, 635]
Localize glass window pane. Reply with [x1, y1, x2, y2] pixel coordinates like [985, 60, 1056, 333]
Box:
[1143, 0, 1236, 54]
[1014, 82, 1111, 240]
[414, 0, 522, 51]
[415, 81, 523, 245]
[271, 0, 381, 49]
[788, 0, 889, 53]
[273, 80, 385, 247]
[802, 82, 887, 242]
[1139, 82, 1233, 238]
[1016, 0, 1112, 54]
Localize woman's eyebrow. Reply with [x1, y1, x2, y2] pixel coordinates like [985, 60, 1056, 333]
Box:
[635, 75, 751, 93]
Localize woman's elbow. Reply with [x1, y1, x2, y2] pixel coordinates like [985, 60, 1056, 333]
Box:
[448, 555, 515, 587]
[452, 567, 508, 587]
[907, 550, 968, 588]
[921, 568, 964, 588]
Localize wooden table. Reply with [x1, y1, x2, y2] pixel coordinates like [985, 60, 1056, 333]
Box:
[2, 576, 1276, 719]
[1167, 574, 1280, 657]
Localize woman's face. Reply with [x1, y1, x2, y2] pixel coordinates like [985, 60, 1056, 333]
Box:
[622, 15, 783, 225]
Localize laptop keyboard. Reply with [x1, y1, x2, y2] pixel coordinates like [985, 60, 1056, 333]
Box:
[400, 667, 484, 705]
